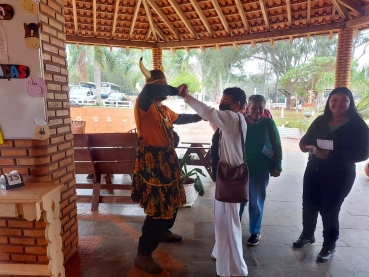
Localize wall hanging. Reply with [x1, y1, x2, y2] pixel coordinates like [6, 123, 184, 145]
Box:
[0, 64, 30, 79]
[26, 76, 47, 97]
[0, 4, 14, 20]
[33, 117, 49, 140]
[20, 0, 38, 14]
[24, 23, 40, 49]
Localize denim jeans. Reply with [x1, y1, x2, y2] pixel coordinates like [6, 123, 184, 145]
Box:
[239, 172, 270, 235]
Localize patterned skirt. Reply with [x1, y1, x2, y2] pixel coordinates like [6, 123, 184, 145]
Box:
[131, 137, 186, 219]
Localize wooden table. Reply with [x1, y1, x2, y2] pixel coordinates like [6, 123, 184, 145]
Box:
[177, 142, 214, 181]
[0, 183, 65, 277]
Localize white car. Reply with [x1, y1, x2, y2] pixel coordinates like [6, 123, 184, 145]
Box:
[69, 89, 96, 104]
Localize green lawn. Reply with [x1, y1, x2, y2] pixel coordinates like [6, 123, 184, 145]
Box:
[269, 108, 318, 127]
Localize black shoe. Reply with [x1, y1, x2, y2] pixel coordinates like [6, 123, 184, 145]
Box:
[159, 230, 182, 243]
[293, 234, 315, 248]
[134, 252, 163, 274]
[247, 233, 261, 246]
[317, 247, 335, 262]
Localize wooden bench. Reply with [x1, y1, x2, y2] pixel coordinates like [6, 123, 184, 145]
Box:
[74, 133, 138, 211]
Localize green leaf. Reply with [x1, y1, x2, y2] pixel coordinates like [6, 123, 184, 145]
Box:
[194, 176, 205, 196]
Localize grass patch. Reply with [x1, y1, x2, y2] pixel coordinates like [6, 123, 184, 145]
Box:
[269, 108, 318, 127]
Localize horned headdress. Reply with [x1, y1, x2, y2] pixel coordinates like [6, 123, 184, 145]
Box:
[139, 57, 165, 82]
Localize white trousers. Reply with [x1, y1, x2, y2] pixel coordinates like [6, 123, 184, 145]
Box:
[212, 199, 248, 276]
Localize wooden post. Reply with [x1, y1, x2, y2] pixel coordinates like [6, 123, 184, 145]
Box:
[152, 48, 162, 70]
[334, 28, 354, 88]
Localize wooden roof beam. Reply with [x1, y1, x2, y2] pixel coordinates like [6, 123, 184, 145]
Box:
[331, 0, 349, 20]
[153, 22, 167, 42]
[145, 29, 152, 42]
[259, 0, 270, 30]
[66, 35, 156, 48]
[157, 22, 343, 48]
[129, 0, 142, 39]
[111, 0, 121, 38]
[337, 0, 366, 15]
[306, 0, 311, 25]
[286, 0, 292, 27]
[189, 0, 215, 37]
[93, 0, 97, 35]
[147, 0, 181, 40]
[72, 0, 78, 34]
[234, 0, 251, 33]
[167, 0, 198, 39]
[142, 0, 157, 41]
[346, 15, 369, 28]
[210, 0, 231, 35]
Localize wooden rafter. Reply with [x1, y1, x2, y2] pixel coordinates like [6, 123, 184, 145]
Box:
[111, 0, 121, 37]
[306, 0, 311, 25]
[93, 0, 97, 35]
[331, 5, 337, 21]
[167, 0, 198, 39]
[189, 0, 215, 37]
[259, 0, 270, 30]
[145, 29, 152, 41]
[147, 0, 181, 40]
[331, 0, 349, 20]
[129, 0, 142, 39]
[153, 22, 167, 42]
[72, 0, 78, 34]
[66, 35, 154, 48]
[346, 15, 369, 28]
[210, 0, 231, 35]
[234, 0, 251, 33]
[157, 22, 343, 48]
[286, 0, 292, 27]
[142, 0, 157, 41]
[337, 0, 366, 15]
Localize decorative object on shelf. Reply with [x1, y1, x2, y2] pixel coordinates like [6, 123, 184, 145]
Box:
[25, 76, 47, 97]
[93, 116, 99, 133]
[0, 64, 30, 79]
[180, 155, 206, 207]
[71, 119, 86, 134]
[33, 117, 50, 140]
[0, 170, 24, 190]
[0, 5, 14, 20]
[24, 23, 40, 50]
[106, 116, 112, 132]
[20, 0, 39, 14]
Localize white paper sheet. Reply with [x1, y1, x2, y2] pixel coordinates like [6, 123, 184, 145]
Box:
[317, 139, 334, 150]
[0, 22, 8, 63]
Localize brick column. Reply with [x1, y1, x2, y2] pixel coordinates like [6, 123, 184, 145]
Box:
[152, 48, 162, 70]
[0, 0, 78, 269]
[335, 28, 354, 88]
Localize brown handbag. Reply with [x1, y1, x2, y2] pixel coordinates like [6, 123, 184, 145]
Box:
[215, 114, 249, 203]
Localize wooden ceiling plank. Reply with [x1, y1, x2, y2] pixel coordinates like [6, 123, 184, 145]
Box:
[93, 0, 97, 35]
[331, 0, 349, 20]
[66, 35, 156, 48]
[111, 0, 121, 37]
[337, 0, 365, 15]
[286, 0, 292, 27]
[209, 0, 231, 35]
[167, 0, 198, 39]
[72, 0, 78, 34]
[258, 0, 270, 30]
[147, 0, 181, 40]
[306, 0, 311, 25]
[234, 0, 251, 33]
[142, 0, 157, 41]
[189, 0, 215, 37]
[129, 0, 142, 39]
[157, 22, 343, 48]
[153, 22, 168, 42]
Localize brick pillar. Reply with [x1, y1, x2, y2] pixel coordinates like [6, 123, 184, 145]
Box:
[152, 48, 162, 70]
[0, 0, 78, 270]
[335, 28, 354, 88]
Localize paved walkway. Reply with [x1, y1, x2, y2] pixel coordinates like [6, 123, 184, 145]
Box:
[66, 136, 369, 277]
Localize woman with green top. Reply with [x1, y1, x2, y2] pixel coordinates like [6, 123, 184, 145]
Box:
[239, 95, 282, 246]
[293, 87, 369, 262]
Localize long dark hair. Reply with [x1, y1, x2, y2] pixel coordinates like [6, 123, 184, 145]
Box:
[323, 87, 361, 120]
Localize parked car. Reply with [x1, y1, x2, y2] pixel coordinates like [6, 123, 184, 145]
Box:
[69, 89, 96, 104]
[104, 93, 128, 105]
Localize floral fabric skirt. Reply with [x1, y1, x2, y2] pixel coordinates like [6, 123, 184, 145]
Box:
[131, 137, 186, 219]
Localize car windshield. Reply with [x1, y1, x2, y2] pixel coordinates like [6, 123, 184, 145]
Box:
[71, 90, 90, 95]
[109, 93, 121, 98]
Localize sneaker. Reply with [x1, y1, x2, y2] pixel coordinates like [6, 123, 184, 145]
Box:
[317, 247, 335, 262]
[134, 252, 163, 274]
[293, 234, 315, 248]
[247, 233, 261, 246]
[159, 230, 182, 243]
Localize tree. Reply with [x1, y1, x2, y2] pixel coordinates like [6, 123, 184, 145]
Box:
[171, 71, 201, 92]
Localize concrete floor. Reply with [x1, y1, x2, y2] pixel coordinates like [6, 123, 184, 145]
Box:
[65, 138, 369, 277]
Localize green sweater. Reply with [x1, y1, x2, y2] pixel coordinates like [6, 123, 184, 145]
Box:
[245, 118, 282, 173]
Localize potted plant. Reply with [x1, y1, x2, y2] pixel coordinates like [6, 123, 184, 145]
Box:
[180, 155, 206, 207]
[301, 103, 316, 118]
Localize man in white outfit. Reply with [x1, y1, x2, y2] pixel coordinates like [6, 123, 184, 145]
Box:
[179, 86, 248, 277]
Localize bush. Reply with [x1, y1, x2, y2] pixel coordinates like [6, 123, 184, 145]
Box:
[285, 118, 312, 134]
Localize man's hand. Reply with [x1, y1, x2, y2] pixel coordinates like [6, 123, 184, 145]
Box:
[177, 84, 188, 98]
[315, 149, 329, 159]
[270, 170, 281, 177]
